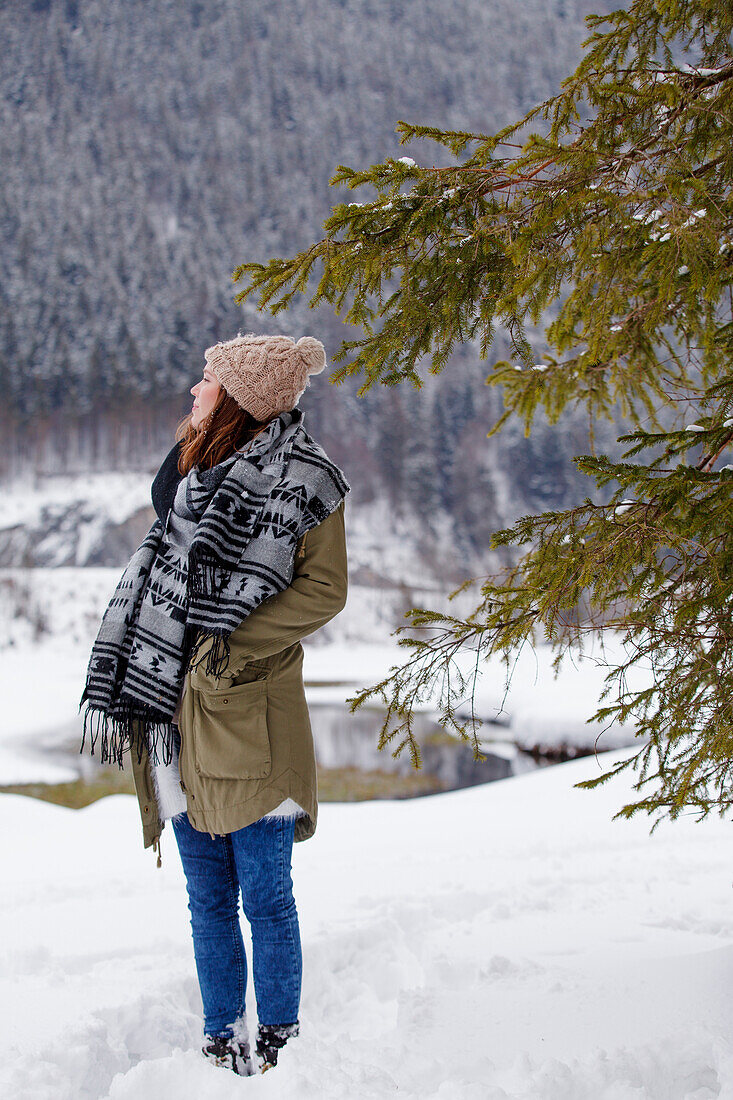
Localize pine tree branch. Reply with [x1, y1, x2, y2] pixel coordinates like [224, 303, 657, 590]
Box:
[234, 0, 733, 825]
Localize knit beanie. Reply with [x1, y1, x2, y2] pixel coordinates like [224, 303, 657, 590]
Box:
[204, 333, 327, 421]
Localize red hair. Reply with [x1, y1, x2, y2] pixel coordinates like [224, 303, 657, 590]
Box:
[175, 388, 273, 475]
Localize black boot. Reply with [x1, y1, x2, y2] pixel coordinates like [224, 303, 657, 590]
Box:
[255, 1020, 300, 1072]
[201, 1032, 254, 1076]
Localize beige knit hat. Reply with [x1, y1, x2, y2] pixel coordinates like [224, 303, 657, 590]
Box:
[204, 333, 327, 421]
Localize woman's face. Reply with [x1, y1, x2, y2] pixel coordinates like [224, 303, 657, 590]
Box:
[190, 362, 222, 429]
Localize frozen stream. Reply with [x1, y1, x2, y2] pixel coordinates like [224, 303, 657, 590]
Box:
[0, 636, 640, 797]
[18, 702, 533, 803]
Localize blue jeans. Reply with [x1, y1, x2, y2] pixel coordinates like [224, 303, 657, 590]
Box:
[171, 810, 302, 1037]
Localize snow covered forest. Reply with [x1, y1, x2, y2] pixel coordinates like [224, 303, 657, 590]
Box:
[0, 0, 618, 579]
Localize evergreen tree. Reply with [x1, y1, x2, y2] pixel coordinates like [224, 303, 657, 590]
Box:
[403, 397, 443, 524]
[233, 0, 733, 825]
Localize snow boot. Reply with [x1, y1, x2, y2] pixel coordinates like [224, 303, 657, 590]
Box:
[255, 1020, 300, 1072]
[201, 1032, 255, 1076]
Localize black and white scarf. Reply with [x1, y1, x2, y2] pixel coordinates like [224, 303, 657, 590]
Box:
[79, 408, 350, 768]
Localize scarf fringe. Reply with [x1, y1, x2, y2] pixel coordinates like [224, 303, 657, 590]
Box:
[183, 546, 233, 677]
[79, 697, 175, 770]
[185, 627, 232, 677]
[187, 544, 229, 604]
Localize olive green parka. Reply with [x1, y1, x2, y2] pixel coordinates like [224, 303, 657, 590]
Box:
[130, 498, 348, 857]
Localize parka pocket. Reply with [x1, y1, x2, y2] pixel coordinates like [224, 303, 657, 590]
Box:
[229, 659, 271, 686]
[191, 679, 271, 780]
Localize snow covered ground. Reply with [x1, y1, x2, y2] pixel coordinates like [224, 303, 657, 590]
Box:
[3, 750, 733, 1099]
[0, 492, 727, 1098]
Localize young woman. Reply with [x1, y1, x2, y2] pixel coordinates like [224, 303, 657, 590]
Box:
[79, 333, 350, 1076]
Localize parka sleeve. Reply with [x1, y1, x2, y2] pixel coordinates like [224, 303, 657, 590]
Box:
[223, 498, 348, 668]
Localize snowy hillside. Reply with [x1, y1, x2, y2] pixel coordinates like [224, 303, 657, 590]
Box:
[2, 751, 733, 1099]
[2, 0, 626, 569]
[2, 0, 614, 438]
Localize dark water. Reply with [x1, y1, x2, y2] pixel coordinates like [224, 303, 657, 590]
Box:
[308, 703, 531, 792]
[2, 702, 539, 806]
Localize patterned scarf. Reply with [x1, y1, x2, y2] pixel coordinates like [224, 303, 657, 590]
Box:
[79, 408, 350, 768]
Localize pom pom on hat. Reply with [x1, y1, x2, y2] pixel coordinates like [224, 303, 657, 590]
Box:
[205, 332, 328, 420]
[296, 336, 327, 375]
